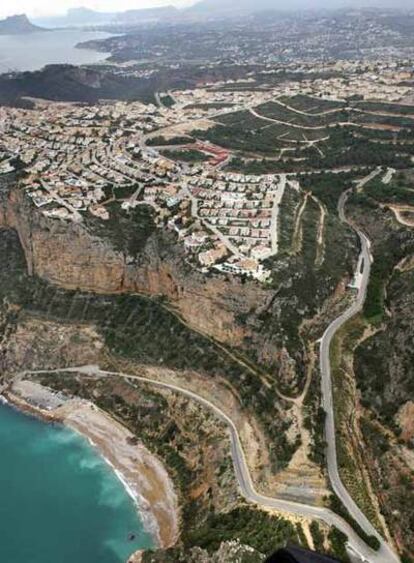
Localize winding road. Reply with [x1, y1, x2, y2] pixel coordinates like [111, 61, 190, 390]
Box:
[14, 169, 398, 562]
[320, 169, 398, 562]
[20, 360, 396, 562]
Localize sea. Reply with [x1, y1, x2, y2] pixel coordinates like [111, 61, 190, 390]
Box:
[0, 30, 113, 74]
[0, 401, 153, 562]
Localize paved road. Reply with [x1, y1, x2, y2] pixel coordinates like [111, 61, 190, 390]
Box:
[319, 170, 399, 562]
[154, 92, 164, 109]
[20, 359, 395, 562]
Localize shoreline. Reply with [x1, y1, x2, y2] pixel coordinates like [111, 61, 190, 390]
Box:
[0, 30, 114, 76]
[2, 380, 179, 557]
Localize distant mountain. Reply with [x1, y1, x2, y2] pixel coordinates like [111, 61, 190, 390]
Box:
[188, 0, 276, 13]
[33, 1, 414, 29]
[35, 6, 179, 28]
[189, 0, 414, 14]
[0, 14, 46, 35]
[64, 8, 115, 26]
[117, 6, 178, 24]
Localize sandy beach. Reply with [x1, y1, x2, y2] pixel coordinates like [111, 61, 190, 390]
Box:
[4, 380, 179, 554]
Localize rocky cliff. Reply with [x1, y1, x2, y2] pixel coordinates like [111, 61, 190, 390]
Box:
[0, 186, 267, 351]
[0, 181, 357, 391]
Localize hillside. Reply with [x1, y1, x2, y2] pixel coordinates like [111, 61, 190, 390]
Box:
[0, 65, 159, 106]
[0, 14, 46, 35]
[332, 170, 414, 559]
[35, 6, 178, 28]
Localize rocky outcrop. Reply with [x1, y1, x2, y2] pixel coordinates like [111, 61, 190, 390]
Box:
[0, 14, 45, 35]
[0, 186, 267, 350]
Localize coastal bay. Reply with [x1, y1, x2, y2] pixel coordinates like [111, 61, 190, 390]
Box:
[0, 30, 113, 73]
[0, 380, 178, 562]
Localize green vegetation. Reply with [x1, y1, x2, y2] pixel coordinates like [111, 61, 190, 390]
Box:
[360, 415, 414, 559]
[329, 494, 381, 552]
[356, 267, 414, 426]
[213, 82, 268, 92]
[183, 507, 301, 554]
[227, 157, 287, 175]
[304, 400, 327, 467]
[160, 94, 175, 108]
[330, 316, 384, 532]
[299, 172, 352, 213]
[195, 123, 286, 156]
[364, 231, 414, 324]
[352, 126, 397, 141]
[355, 270, 414, 560]
[327, 527, 350, 562]
[348, 188, 414, 557]
[364, 177, 414, 206]
[298, 195, 321, 264]
[143, 546, 263, 562]
[261, 206, 357, 394]
[198, 97, 413, 173]
[160, 149, 209, 162]
[195, 106, 332, 156]
[312, 128, 410, 169]
[217, 122, 410, 171]
[295, 523, 309, 549]
[186, 102, 235, 110]
[277, 185, 302, 254]
[255, 101, 343, 128]
[352, 111, 414, 129]
[310, 521, 324, 553]
[364, 257, 389, 323]
[216, 110, 267, 129]
[354, 101, 414, 116]
[279, 94, 345, 114]
[112, 184, 139, 199]
[146, 135, 193, 146]
[83, 201, 157, 257]
[348, 180, 414, 324]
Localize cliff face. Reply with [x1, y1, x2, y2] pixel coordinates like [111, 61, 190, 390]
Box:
[1, 187, 267, 350]
[6, 188, 126, 291]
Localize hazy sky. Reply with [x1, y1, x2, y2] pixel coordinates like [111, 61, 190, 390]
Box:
[1, 0, 411, 19]
[0, 0, 193, 19]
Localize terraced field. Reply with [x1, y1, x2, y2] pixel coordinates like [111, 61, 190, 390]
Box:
[192, 95, 414, 174]
[278, 95, 346, 114]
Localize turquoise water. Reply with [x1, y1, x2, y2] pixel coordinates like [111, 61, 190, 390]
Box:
[0, 401, 153, 563]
